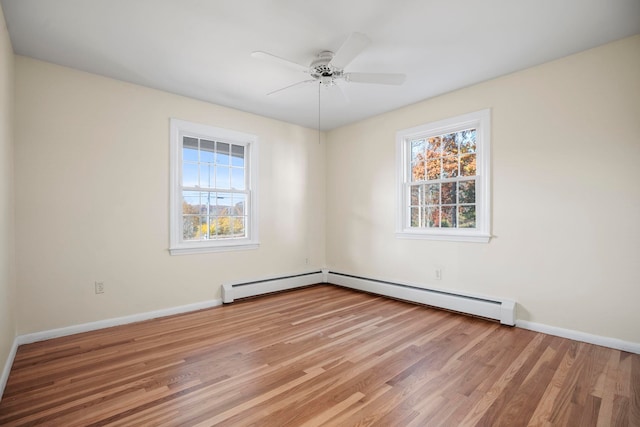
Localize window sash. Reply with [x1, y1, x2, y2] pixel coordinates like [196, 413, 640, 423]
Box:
[180, 189, 250, 241]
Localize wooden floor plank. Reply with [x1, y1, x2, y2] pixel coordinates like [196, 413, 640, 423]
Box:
[1, 285, 638, 426]
[630, 353, 640, 426]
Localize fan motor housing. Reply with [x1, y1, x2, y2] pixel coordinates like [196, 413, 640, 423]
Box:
[310, 51, 340, 78]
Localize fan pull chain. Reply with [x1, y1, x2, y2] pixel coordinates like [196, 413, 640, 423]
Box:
[318, 82, 321, 144]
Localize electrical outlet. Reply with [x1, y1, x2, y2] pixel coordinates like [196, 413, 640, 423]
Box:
[305, 258, 309, 265]
[95, 281, 105, 294]
[435, 269, 442, 280]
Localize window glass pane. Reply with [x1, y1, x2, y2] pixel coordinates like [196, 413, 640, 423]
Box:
[216, 192, 232, 214]
[231, 194, 246, 215]
[200, 164, 213, 188]
[459, 206, 476, 228]
[441, 182, 456, 204]
[231, 145, 245, 167]
[183, 216, 201, 240]
[204, 192, 217, 214]
[410, 185, 421, 205]
[441, 206, 457, 228]
[216, 142, 230, 165]
[412, 160, 425, 181]
[442, 133, 458, 156]
[208, 216, 219, 237]
[182, 162, 198, 187]
[182, 191, 200, 214]
[217, 216, 232, 236]
[182, 191, 201, 214]
[460, 154, 476, 176]
[231, 168, 245, 190]
[204, 216, 215, 238]
[427, 158, 441, 180]
[459, 129, 477, 154]
[458, 180, 476, 204]
[232, 217, 246, 237]
[199, 216, 208, 238]
[410, 207, 420, 227]
[208, 195, 219, 215]
[211, 192, 225, 214]
[183, 137, 199, 162]
[427, 184, 439, 205]
[199, 216, 209, 239]
[216, 166, 231, 189]
[200, 139, 215, 163]
[442, 156, 459, 178]
[411, 139, 425, 163]
[426, 136, 441, 158]
[427, 207, 440, 227]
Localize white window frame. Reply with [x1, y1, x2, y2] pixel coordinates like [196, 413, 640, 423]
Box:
[396, 109, 491, 243]
[169, 118, 259, 255]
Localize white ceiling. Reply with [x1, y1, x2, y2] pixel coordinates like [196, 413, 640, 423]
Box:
[2, 0, 639, 130]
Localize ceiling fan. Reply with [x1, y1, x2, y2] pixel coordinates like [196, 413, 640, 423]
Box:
[252, 32, 406, 96]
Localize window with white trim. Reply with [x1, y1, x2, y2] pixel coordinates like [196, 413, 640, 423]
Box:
[169, 119, 259, 255]
[396, 109, 491, 243]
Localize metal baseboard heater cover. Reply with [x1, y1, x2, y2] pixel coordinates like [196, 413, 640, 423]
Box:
[221, 271, 325, 303]
[327, 272, 515, 326]
[220, 270, 515, 326]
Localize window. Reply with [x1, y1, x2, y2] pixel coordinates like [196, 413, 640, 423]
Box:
[396, 109, 491, 242]
[169, 119, 258, 255]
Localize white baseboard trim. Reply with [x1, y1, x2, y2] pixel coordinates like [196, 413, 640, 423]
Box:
[221, 270, 324, 303]
[516, 320, 640, 354]
[327, 271, 516, 325]
[17, 299, 222, 346]
[0, 337, 19, 402]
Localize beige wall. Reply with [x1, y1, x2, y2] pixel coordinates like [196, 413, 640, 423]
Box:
[326, 36, 640, 343]
[0, 4, 16, 374]
[9, 32, 640, 346]
[14, 57, 326, 334]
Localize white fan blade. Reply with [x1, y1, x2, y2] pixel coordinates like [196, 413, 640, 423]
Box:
[329, 32, 371, 70]
[344, 72, 406, 85]
[267, 79, 316, 96]
[251, 51, 308, 72]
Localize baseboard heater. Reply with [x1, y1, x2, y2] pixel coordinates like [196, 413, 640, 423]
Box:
[221, 270, 515, 326]
[221, 271, 325, 303]
[327, 271, 516, 326]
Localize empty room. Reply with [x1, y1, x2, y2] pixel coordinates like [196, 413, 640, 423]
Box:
[0, 0, 639, 425]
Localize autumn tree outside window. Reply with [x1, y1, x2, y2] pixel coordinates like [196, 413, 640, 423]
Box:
[396, 110, 491, 243]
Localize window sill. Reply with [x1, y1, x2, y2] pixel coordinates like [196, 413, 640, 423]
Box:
[169, 241, 260, 255]
[396, 231, 491, 243]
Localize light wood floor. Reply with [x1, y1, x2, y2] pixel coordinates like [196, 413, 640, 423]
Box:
[0, 285, 638, 426]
